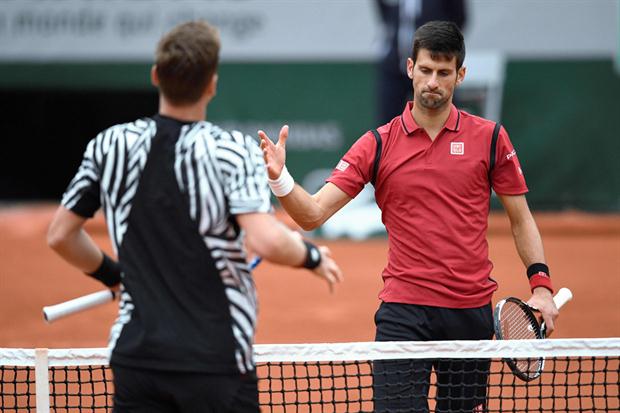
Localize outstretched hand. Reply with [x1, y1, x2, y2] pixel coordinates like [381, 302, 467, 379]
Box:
[312, 245, 344, 294]
[258, 125, 289, 180]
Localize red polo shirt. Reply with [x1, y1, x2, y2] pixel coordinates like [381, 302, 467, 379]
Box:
[327, 102, 528, 308]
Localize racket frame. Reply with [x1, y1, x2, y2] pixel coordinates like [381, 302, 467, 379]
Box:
[493, 297, 545, 381]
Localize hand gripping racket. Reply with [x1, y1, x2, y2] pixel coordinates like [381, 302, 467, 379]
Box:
[43, 256, 262, 323]
[493, 287, 573, 381]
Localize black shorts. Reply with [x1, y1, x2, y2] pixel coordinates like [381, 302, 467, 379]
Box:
[111, 365, 259, 413]
[373, 302, 494, 413]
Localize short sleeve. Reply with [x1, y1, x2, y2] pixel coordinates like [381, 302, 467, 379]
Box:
[61, 137, 101, 218]
[326, 132, 376, 198]
[491, 126, 529, 195]
[221, 131, 272, 215]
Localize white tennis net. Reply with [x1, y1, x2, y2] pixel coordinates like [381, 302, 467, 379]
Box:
[1, 338, 619, 412]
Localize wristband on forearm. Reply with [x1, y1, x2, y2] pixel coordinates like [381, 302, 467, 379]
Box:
[267, 165, 295, 197]
[527, 263, 553, 293]
[302, 240, 322, 270]
[86, 253, 122, 287]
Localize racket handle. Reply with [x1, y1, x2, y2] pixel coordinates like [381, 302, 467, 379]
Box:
[43, 290, 116, 323]
[553, 287, 573, 309]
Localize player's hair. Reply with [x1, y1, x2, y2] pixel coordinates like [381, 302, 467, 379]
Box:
[412, 21, 465, 70]
[155, 20, 220, 105]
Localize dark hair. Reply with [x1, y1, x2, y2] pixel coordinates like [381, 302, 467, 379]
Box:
[155, 21, 220, 105]
[412, 21, 465, 69]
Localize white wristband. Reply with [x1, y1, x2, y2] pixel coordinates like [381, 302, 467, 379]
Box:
[267, 165, 295, 197]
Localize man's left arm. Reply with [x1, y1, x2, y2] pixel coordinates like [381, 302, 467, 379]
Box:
[498, 194, 559, 335]
[48, 207, 120, 289]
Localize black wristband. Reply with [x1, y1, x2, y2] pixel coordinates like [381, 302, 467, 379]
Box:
[86, 253, 122, 287]
[527, 263, 550, 278]
[302, 240, 322, 270]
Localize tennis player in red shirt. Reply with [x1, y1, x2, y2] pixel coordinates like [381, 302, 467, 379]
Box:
[260, 21, 558, 413]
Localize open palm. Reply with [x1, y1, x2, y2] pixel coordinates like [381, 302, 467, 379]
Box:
[258, 125, 289, 180]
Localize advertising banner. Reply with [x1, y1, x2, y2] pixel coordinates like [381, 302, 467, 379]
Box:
[0, 0, 379, 61]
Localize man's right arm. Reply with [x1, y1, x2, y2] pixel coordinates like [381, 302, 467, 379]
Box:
[276, 183, 351, 231]
[236, 212, 343, 292]
[258, 125, 353, 231]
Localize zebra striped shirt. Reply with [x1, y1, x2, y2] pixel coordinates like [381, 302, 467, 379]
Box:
[62, 114, 271, 374]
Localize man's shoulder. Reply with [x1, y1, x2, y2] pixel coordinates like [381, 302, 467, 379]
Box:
[187, 122, 261, 161]
[188, 121, 241, 141]
[208, 123, 261, 149]
[364, 117, 398, 146]
[458, 109, 498, 130]
[86, 118, 155, 155]
[95, 118, 155, 140]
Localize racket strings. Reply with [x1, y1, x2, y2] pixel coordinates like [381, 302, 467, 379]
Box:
[500, 302, 540, 340]
[499, 301, 544, 380]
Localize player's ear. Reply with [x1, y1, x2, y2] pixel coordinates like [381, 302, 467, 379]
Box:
[406, 58, 414, 79]
[150, 65, 160, 87]
[206, 72, 218, 99]
[456, 66, 466, 86]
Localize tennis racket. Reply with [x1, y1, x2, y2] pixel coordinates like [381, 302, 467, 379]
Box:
[493, 287, 573, 381]
[43, 256, 262, 323]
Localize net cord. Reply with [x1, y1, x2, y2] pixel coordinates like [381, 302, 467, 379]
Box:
[254, 338, 620, 362]
[2, 338, 619, 366]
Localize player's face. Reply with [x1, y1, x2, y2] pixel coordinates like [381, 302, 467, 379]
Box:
[407, 48, 465, 110]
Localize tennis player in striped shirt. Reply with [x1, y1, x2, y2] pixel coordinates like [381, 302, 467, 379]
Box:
[47, 20, 343, 412]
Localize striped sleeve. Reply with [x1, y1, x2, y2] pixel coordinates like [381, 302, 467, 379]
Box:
[218, 131, 271, 215]
[61, 135, 101, 218]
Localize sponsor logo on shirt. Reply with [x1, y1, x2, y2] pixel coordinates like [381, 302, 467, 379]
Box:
[506, 149, 517, 160]
[450, 142, 464, 155]
[336, 160, 349, 172]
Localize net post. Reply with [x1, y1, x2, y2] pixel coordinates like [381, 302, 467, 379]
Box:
[34, 348, 50, 413]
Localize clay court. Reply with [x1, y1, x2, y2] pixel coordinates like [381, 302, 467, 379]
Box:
[1, 204, 619, 349]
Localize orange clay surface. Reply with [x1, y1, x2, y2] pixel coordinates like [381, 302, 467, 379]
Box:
[1, 204, 619, 349]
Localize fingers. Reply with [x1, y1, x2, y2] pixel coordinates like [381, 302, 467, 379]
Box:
[535, 306, 558, 337]
[258, 125, 288, 149]
[317, 246, 343, 294]
[258, 126, 288, 180]
[278, 125, 289, 147]
[324, 271, 337, 294]
[258, 130, 280, 179]
[258, 130, 273, 162]
[527, 292, 559, 337]
[543, 306, 558, 336]
[542, 313, 555, 336]
[323, 248, 344, 284]
[330, 262, 344, 285]
[321, 266, 338, 294]
[258, 130, 274, 150]
[325, 266, 343, 294]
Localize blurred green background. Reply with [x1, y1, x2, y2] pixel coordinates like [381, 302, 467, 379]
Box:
[0, 0, 618, 212]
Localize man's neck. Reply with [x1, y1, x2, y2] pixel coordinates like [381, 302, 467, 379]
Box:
[158, 96, 208, 122]
[411, 101, 452, 140]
